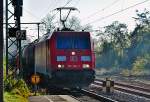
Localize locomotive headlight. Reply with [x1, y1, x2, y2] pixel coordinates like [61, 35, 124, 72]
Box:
[58, 64, 61, 68]
[86, 64, 90, 68]
[58, 64, 64, 68]
[71, 52, 76, 55]
[83, 64, 90, 68]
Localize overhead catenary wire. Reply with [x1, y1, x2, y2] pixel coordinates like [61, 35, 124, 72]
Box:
[63, 0, 74, 7]
[23, 0, 74, 22]
[43, 0, 74, 19]
[39, 0, 60, 19]
[86, 0, 150, 25]
[50, 0, 75, 26]
[40, 0, 75, 33]
[23, 7, 40, 20]
[81, 0, 120, 21]
[121, 0, 125, 10]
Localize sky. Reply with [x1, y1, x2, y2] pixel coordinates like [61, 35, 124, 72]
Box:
[20, 0, 150, 40]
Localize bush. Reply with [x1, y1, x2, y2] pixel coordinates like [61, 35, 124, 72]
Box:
[121, 69, 130, 77]
[4, 76, 30, 98]
[131, 56, 148, 76]
[4, 92, 28, 102]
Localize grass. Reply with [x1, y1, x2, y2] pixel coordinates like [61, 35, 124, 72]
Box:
[4, 92, 28, 102]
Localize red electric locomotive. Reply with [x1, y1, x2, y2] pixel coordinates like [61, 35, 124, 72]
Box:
[22, 31, 95, 88]
[22, 7, 95, 89]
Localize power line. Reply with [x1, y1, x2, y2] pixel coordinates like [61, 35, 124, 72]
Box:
[24, 0, 74, 22]
[121, 0, 125, 10]
[40, 0, 74, 30]
[23, 7, 40, 20]
[39, 0, 59, 19]
[81, 0, 120, 20]
[64, 0, 74, 7]
[51, 0, 74, 19]
[86, 0, 150, 25]
[42, 0, 74, 19]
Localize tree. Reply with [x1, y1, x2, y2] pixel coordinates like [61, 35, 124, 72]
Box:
[65, 16, 82, 31]
[131, 9, 150, 37]
[82, 24, 93, 31]
[95, 21, 130, 70]
[134, 9, 150, 27]
[41, 13, 56, 33]
[104, 21, 129, 49]
[129, 9, 150, 55]
[66, 16, 93, 31]
[124, 9, 150, 70]
[131, 56, 147, 76]
[41, 14, 92, 32]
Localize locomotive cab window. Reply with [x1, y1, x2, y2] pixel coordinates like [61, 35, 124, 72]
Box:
[57, 56, 66, 61]
[81, 56, 91, 61]
[56, 33, 91, 49]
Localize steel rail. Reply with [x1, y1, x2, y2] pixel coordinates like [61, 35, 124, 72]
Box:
[94, 79, 150, 99]
[80, 89, 117, 102]
[95, 79, 150, 93]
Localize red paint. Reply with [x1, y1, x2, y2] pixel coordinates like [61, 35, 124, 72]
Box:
[48, 31, 95, 71]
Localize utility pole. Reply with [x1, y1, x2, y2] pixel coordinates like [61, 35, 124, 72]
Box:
[0, 0, 4, 101]
[5, 0, 23, 77]
[14, 0, 23, 77]
[5, 0, 43, 77]
[37, 23, 40, 39]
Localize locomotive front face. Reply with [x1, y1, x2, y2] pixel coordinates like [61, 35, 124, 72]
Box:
[23, 31, 95, 89]
[52, 32, 95, 70]
[48, 31, 95, 88]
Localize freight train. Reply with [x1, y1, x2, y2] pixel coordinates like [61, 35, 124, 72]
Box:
[22, 30, 95, 89]
[22, 7, 95, 89]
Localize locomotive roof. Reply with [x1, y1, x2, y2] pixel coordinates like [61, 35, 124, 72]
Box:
[33, 31, 90, 44]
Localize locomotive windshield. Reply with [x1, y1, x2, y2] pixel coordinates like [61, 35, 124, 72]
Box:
[56, 33, 91, 49]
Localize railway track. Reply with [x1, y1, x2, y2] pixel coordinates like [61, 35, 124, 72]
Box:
[69, 89, 117, 102]
[93, 79, 150, 99]
[47, 87, 117, 102]
[80, 89, 117, 102]
[45, 79, 150, 102]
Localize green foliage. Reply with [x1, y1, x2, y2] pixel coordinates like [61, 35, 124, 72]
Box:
[11, 79, 30, 98]
[104, 21, 130, 50]
[4, 58, 30, 98]
[131, 57, 146, 75]
[4, 76, 30, 98]
[121, 69, 130, 77]
[3, 57, 6, 79]
[131, 55, 150, 76]
[96, 41, 120, 68]
[4, 92, 28, 102]
[134, 9, 150, 28]
[4, 76, 17, 91]
[95, 9, 150, 75]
